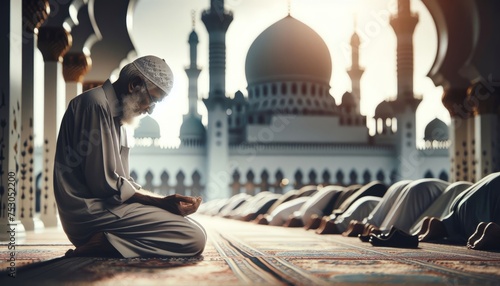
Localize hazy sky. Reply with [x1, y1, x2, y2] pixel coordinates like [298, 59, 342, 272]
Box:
[131, 0, 449, 146]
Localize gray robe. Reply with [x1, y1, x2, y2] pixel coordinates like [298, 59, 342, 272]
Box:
[334, 196, 382, 232]
[54, 80, 206, 258]
[409, 181, 472, 235]
[379, 179, 449, 233]
[442, 172, 500, 243]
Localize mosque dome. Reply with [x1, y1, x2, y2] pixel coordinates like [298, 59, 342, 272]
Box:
[180, 114, 206, 140]
[341, 92, 355, 107]
[244, 16, 336, 120]
[374, 101, 394, 119]
[245, 16, 332, 85]
[134, 115, 160, 139]
[424, 118, 449, 141]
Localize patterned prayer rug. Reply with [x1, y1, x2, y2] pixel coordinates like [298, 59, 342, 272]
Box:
[1, 215, 500, 285]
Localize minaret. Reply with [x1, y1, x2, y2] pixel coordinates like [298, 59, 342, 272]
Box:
[202, 0, 233, 102]
[390, 0, 422, 180]
[390, 0, 419, 103]
[185, 11, 201, 117]
[201, 0, 233, 200]
[346, 19, 364, 115]
[180, 12, 206, 147]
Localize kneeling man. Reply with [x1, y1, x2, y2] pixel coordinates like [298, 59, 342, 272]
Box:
[54, 55, 206, 258]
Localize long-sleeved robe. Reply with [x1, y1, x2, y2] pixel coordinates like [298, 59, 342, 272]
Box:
[53, 80, 206, 258]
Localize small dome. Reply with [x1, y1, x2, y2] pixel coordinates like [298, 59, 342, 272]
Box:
[424, 118, 449, 141]
[233, 90, 245, 102]
[374, 100, 394, 119]
[134, 115, 160, 139]
[180, 114, 206, 140]
[245, 16, 332, 85]
[341, 92, 355, 107]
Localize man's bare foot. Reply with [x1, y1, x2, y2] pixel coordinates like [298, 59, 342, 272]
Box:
[254, 214, 269, 225]
[316, 218, 341, 235]
[467, 222, 488, 248]
[66, 232, 122, 258]
[418, 217, 447, 242]
[342, 222, 365, 237]
[470, 222, 500, 250]
[304, 214, 322, 230]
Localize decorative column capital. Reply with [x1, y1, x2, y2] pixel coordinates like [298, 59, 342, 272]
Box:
[63, 52, 91, 83]
[442, 87, 473, 119]
[467, 82, 500, 116]
[22, 0, 50, 34]
[37, 26, 72, 62]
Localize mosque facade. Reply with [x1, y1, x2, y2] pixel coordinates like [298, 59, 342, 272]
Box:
[129, 0, 450, 201]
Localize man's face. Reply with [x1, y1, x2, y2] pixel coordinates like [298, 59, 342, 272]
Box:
[121, 79, 166, 126]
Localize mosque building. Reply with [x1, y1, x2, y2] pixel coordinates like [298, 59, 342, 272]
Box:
[3, 0, 499, 237]
[129, 0, 450, 201]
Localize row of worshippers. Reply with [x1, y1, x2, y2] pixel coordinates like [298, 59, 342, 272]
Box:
[198, 172, 500, 251]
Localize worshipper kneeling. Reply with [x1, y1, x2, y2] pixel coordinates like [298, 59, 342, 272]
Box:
[54, 56, 206, 258]
[418, 172, 500, 251]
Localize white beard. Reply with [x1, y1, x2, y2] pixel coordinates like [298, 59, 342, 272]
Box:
[120, 89, 145, 129]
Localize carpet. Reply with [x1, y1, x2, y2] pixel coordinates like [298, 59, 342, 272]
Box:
[1, 215, 500, 285]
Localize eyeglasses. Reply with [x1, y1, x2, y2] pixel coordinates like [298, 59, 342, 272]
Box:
[142, 80, 161, 109]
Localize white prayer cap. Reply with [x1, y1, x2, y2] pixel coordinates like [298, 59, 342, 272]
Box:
[132, 55, 174, 95]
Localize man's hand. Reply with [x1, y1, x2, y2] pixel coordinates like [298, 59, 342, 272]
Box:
[161, 194, 202, 216]
[126, 190, 202, 216]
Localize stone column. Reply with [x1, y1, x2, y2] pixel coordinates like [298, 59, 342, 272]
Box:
[442, 87, 475, 182]
[37, 26, 71, 227]
[20, 0, 49, 231]
[468, 81, 500, 181]
[63, 52, 91, 104]
[0, 0, 24, 240]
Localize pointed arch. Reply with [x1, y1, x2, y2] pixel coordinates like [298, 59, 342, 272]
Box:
[349, 169, 358, 185]
[191, 170, 203, 198]
[439, 170, 449, 182]
[308, 169, 317, 185]
[260, 169, 270, 192]
[294, 169, 303, 189]
[363, 169, 371, 185]
[158, 170, 170, 195]
[144, 170, 154, 193]
[175, 170, 186, 196]
[322, 169, 331, 185]
[424, 170, 434, 178]
[130, 170, 138, 182]
[336, 170, 344, 186]
[390, 169, 399, 185]
[246, 169, 256, 195]
[231, 169, 241, 196]
[376, 169, 385, 184]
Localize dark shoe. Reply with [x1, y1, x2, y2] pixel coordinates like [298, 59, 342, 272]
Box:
[369, 227, 419, 248]
[358, 234, 370, 242]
